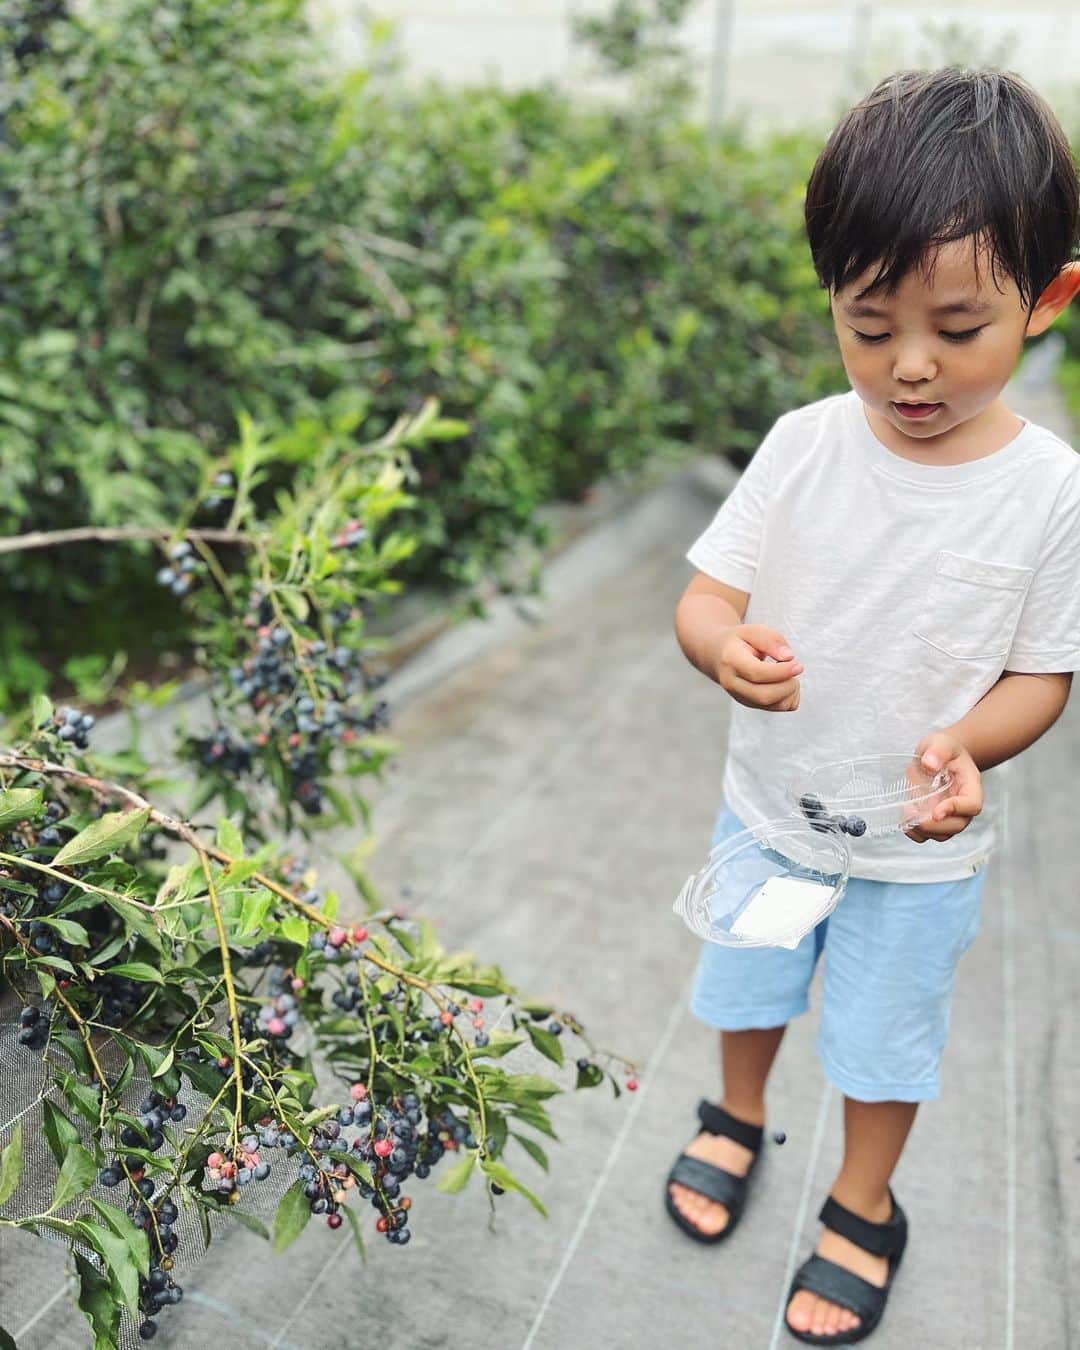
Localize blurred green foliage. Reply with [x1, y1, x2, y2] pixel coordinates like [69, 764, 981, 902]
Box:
[0, 0, 841, 712]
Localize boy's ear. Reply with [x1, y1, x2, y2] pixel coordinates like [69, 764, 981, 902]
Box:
[1025, 261, 1080, 337]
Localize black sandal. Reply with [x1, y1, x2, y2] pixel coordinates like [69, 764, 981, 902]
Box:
[784, 1188, 908, 1345]
[664, 1100, 764, 1244]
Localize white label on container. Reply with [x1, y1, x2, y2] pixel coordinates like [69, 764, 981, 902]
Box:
[729, 875, 833, 948]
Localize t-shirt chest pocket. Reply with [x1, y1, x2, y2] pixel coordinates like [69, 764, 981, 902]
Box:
[913, 550, 1034, 661]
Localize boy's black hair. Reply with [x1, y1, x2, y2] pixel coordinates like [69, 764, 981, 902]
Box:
[805, 68, 1079, 313]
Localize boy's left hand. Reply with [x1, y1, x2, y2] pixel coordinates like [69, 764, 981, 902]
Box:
[905, 732, 983, 843]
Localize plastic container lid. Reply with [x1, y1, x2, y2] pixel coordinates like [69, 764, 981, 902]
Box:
[673, 754, 952, 949]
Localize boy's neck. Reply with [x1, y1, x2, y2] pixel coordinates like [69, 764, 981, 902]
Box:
[862, 398, 1026, 468]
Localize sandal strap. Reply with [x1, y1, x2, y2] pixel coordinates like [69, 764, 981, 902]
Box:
[668, 1154, 748, 1214]
[696, 1100, 764, 1152]
[818, 1189, 905, 1258]
[788, 1254, 885, 1323]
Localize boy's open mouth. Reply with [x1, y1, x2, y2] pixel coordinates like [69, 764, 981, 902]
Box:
[892, 401, 943, 420]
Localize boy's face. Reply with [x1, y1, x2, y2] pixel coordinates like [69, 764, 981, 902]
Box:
[829, 235, 1031, 448]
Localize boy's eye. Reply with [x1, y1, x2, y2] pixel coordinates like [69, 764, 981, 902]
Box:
[850, 327, 986, 345]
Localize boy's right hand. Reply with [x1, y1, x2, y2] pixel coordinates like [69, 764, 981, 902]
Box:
[715, 625, 803, 712]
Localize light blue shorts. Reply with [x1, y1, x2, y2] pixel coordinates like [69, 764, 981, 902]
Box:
[690, 803, 987, 1102]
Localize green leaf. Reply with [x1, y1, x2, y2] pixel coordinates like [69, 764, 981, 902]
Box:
[53, 808, 151, 866]
[77, 1218, 141, 1314]
[511, 1132, 549, 1172]
[487, 1073, 562, 1103]
[88, 1199, 150, 1279]
[227, 1209, 270, 1241]
[272, 1179, 311, 1254]
[0, 1122, 23, 1206]
[342, 1200, 367, 1266]
[468, 1030, 524, 1059]
[1, 1323, 18, 1350]
[279, 914, 308, 946]
[74, 1251, 120, 1350]
[60, 1075, 102, 1129]
[42, 1100, 81, 1169]
[575, 1062, 605, 1090]
[180, 1058, 227, 1097]
[524, 1022, 564, 1067]
[31, 692, 53, 730]
[216, 816, 244, 858]
[0, 787, 43, 829]
[509, 1102, 558, 1140]
[237, 890, 272, 937]
[105, 962, 163, 984]
[436, 1152, 477, 1196]
[51, 1141, 97, 1212]
[54, 1033, 91, 1077]
[37, 916, 92, 946]
[480, 1159, 548, 1217]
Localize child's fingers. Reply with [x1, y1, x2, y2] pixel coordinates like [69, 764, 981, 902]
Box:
[732, 646, 804, 683]
[727, 672, 801, 710]
[739, 624, 797, 662]
[930, 794, 980, 822]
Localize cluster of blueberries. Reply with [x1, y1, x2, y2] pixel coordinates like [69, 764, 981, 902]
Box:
[114, 1091, 188, 1154]
[17, 1003, 48, 1049]
[155, 540, 202, 599]
[45, 705, 95, 751]
[799, 794, 867, 837]
[257, 974, 304, 1041]
[201, 469, 236, 515]
[298, 1087, 470, 1243]
[182, 586, 389, 818]
[95, 1095, 190, 1340]
[305, 931, 495, 1053]
[5, 800, 155, 1031]
[204, 1137, 273, 1195]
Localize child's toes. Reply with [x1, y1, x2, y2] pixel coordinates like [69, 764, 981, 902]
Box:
[811, 1296, 835, 1337]
[785, 1290, 815, 1333]
[822, 1301, 845, 1336]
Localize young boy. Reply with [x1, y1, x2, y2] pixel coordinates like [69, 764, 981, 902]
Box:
[665, 67, 1080, 1345]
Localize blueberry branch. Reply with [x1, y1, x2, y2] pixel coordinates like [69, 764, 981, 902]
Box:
[193, 849, 244, 1154]
[0, 525, 251, 556]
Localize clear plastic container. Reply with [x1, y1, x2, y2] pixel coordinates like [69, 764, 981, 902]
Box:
[793, 753, 952, 838]
[673, 753, 953, 949]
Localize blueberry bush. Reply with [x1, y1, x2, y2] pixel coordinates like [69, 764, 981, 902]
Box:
[0, 0, 840, 712]
[0, 403, 634, 1348]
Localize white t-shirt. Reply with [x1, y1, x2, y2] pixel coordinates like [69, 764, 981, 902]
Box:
[686, 389, 1080, 881]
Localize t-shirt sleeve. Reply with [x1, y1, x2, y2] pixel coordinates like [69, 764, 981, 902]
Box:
[1006, 466, 1080, 673]
[684, 416, 785, 591]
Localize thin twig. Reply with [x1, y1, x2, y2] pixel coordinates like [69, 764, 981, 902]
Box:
[0, 526, 251, 557]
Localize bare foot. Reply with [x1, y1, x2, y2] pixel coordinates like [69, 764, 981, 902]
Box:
[785, 1213, 890, 1339]
[667, 1124, 757, 1237]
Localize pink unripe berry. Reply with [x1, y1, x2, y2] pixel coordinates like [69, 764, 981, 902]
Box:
[439, 1011, 454, 1026]
[470, 999, 484, 1012]
[627, 1077, 639, 1092]
[328, 927, 348, 948]
[267, 1016, 287, 1036]
[373, 1139, 393, 1159]
[352, 925, 368, 942]
[291, 977, 305, 992]
[350, 1083, 367, 1102]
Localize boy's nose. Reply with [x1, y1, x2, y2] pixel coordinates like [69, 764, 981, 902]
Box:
[892, 348, 938, 383]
